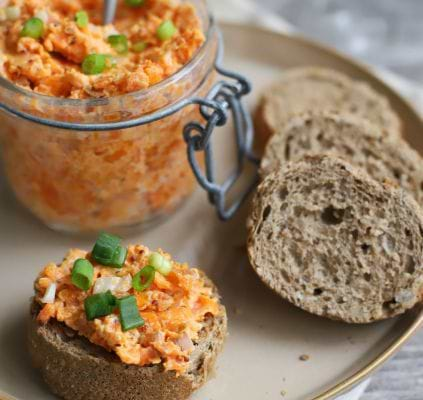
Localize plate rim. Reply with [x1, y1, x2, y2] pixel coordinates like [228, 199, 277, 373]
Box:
[221, 21, 423, 400]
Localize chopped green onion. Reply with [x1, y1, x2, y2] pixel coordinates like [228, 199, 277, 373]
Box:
[108, 34, 128, 54]
[132, 266, 155, 292]
[148, 252, 172, 276]
[81, 54, 107, 75]
[110, 245, 127, 268]
[125, 0, 145, 7]
[5, 6, 21, 21]
[132, 41, 147, 53]
[117, 295, 144, 331]
[20, 17, 44, 39]
[91, 232, 121, 264]
[156, 20, 176, 41]
[71, 259, 94, 290]
[75, 10, 89, 28]
[84, 290, 117, 321]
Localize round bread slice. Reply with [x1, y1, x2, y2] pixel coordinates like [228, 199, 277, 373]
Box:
[28, 277, 227, 400]
[255, 67, 402, 146]
[247, 155, 423, 323]
[260, 112, 423, 205]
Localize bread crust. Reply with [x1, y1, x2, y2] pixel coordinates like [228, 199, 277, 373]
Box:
[255, 67, 402, 147]
[28, 278, 227, 400]
[260, 111, 423, 205]
[248, 155, 423, 323]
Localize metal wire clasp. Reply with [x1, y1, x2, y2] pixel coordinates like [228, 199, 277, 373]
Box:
[183, 55, 259, 220]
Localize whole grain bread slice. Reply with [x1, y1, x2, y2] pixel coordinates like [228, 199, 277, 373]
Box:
[247, 155, 423, 323]
[255, 67, 402, 146]
[260, 112, 423, 205]
[28, 276, 227, 400]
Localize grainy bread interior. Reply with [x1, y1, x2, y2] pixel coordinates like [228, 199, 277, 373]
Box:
[255, 67, 402, 146]
[247, 155, 423, 323]
[28, 277, 227, 400]
[260, 112, 423, 205]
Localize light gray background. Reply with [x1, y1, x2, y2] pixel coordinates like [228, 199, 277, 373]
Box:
[253, 1, 423, 398]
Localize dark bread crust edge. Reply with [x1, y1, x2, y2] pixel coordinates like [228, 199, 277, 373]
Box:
[28, 277, 227, 400]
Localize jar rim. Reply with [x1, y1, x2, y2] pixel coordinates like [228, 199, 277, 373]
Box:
[0, 1, 215, 107]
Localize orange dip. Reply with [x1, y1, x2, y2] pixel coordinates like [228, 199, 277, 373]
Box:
[0, 0, 204, 98]
[34, 245, 221, 374]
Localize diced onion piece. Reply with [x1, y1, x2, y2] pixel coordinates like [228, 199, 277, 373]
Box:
[0, 9, 6, 22]
[34, 10, 48, 24]
[93, 276, 121, 294]
[115, 274, 132, 293]
[41, 283, 56, 304]
[175, 333, 194, 352]
[5, 6, 20, 20]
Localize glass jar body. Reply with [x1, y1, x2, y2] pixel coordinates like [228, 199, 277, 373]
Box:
[0, 4, 217, 233]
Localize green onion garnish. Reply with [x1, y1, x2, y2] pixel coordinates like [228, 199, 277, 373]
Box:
[110, 245, 127, 268]
[148, 252, 172, 276]
[81, 53, 107, 75]
[75, 10, 89, 28]
[117, 295, 144, 331]
[91, 232, 127, 267]
[108, 34, 128, 54]
[156, 20, 176, 41]
[20, 17, 44, 39]
[132, 41, 147, 53]
[132, 266, 155, 292]
[125, 0, 145, 7]
[84, 290, 117, 321]
[71, 259, 94, 290]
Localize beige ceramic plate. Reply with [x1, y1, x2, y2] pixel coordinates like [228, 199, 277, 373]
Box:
[1, 23, 423, 400]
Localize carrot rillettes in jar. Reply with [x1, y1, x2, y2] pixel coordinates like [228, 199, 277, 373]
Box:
[0, 0, 217, 232]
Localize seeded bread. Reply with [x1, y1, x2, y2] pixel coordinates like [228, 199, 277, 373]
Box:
[260, 112, 423, 205]
[247, 155, 423, 323]
[28, 277, 227, 400]
[255, 67, 402, 146]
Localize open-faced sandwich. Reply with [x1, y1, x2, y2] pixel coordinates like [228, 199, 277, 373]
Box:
[28, 233, 227, 400]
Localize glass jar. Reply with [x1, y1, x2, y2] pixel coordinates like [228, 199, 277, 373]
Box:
[0, 0, 218, 233]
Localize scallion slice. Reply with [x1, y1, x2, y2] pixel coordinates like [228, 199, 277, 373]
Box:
[91, 232, 121, 264]
[71, 259, 94, 290]
[117, 295, 144, 331]
[125, 0, 145, 7]
[75, 10, 89, 28]
[132, 41, 147, 53]
[148, 252, 172, 276]
[108, 34, 128, 54]
[132, 266, 155, 292]
[84, 290, 117, 321]
[20, 17, 44, 39]
[82, 53, 106, 75]
[110, 245, 127, 268]
[156, 20, 176, 41]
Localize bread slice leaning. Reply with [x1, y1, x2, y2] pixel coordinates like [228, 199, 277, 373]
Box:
[255, 67, 402, 146]
[260, 112, 423, 205]
[247, 155, 423, 323]
[28, 277, 227, 400]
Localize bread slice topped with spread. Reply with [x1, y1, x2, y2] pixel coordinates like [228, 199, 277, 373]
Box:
[28, 233, 227, 400]
[255, 67, 402, 146]
[247, 155, 423, 323]
[260, 112, 423, 204]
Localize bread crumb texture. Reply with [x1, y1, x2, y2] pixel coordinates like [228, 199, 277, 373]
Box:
[248, 155, 423, 323]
